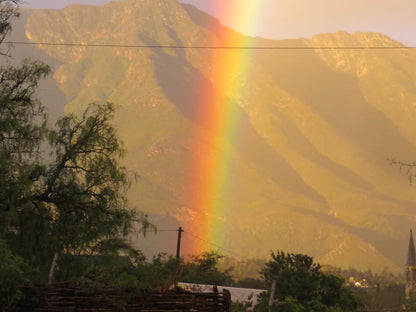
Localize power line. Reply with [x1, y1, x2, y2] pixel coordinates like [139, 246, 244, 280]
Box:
[154, 229, 178, 232]
[137, 225, 242, 258]
[135, 225, 241, 257]
[186, 232, 241, 258]
[4, 40, 416, 50]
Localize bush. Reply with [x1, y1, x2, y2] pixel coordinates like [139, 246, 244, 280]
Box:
[0, 242, 35, 311]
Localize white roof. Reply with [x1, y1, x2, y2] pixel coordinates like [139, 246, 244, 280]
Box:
[178, 282, 265, 303]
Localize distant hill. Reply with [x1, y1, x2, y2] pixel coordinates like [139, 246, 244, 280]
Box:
[12, 0, 416, 271]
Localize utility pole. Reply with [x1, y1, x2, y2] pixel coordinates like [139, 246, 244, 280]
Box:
[176, 226, 184, 260]
[268, 279, 277, 312]
[48, 252, 59, 284]
[174, 226, 184, 287]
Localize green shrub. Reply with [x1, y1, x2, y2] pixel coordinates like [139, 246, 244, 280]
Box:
[0, 242, 35, 311]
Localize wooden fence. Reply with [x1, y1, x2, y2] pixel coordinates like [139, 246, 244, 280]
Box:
[17, 282, 231, 312]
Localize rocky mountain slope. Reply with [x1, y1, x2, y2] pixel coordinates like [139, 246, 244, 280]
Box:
[14, 0, 416, 271]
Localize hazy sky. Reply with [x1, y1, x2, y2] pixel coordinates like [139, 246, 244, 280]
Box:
[23, 0, 416, 46]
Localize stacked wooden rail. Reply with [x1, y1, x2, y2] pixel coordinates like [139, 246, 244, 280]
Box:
[17, 283, 231, 312]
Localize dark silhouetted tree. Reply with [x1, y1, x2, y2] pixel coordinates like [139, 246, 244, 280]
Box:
[254, 251, 358, 312]
[0, 0, 150, 284]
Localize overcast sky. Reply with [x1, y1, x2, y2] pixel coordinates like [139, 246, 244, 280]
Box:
[22, 0, 416, 46]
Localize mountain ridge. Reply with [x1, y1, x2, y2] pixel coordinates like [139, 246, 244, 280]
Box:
[12, 0, 416, 271]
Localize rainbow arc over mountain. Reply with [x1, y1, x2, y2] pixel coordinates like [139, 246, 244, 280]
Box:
[184, 3, 264, 255]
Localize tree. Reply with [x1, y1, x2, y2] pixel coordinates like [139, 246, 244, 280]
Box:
[1, 94, 145, 278]
[0, 59, 49, 210]
[0, 0, 19, 54]
[0, 60, 52, 274]
[41, 102, 139, 256]
[180, 251, 234, 286]
[0, 0, 150, 283]
[0, 241, 36, 311]
[254, 251, 358, 312]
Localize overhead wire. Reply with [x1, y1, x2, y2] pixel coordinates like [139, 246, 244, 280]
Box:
[153, 229, 178, 232]
[140, 226, 241, 256]
[133, 226, 242, 258]
[185, 231, 242, 258]
[4, 40, 416, 50]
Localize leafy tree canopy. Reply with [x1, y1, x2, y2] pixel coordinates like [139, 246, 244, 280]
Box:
[254, 251, 358, 312]
[0, 0, 150, 287]
[180, 251, 234, 286]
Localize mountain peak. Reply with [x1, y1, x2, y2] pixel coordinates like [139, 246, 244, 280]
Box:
[17, 0, 416, 271]
[311, 31, 401, 47]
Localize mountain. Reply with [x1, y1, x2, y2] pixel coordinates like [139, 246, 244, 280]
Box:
[12, 0, 416, 271]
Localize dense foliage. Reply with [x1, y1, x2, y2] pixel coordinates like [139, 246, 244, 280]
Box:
[0, 242, 37, 311]
[253, 251, 358, 312]
[180, 252, 234, 286]
[0, 1, 151, 309]
[324, 266, 405, 311]
[56, 251, 235, 293]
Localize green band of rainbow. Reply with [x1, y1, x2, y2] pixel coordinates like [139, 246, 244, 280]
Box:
[185, 2, 263, 254]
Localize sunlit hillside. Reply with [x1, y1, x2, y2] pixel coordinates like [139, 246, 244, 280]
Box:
[12, 0, 416, 271]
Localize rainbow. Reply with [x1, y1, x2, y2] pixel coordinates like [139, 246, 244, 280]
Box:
[184, 2, 264, 255]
